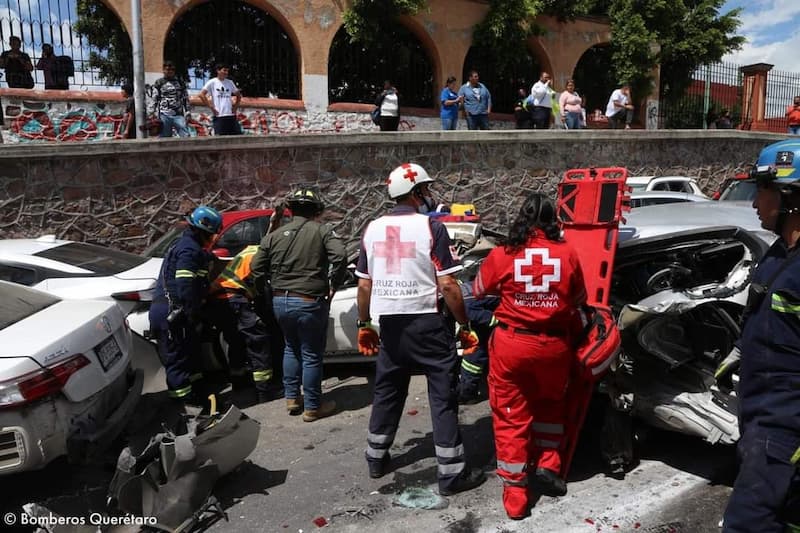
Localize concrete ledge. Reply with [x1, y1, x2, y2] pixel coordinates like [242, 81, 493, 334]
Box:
[0, 129, 787, 159]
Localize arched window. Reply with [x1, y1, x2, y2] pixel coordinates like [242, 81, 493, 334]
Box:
[573, 45, 614, 116]
[328, 25, 434, 108]
[164, 0, 299, 98]
[462, 46, 542, 114]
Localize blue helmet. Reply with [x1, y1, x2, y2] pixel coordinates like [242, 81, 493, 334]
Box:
[186, 205, 222, 234]
[751, 139, 800, 189]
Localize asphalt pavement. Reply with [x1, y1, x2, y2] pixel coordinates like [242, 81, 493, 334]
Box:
[0, 363, 737, 533]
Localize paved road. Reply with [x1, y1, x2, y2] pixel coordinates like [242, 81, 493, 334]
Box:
[1, 364, 736, 533]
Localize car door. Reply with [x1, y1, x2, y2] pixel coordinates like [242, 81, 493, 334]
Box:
[213, 216, 270, 259]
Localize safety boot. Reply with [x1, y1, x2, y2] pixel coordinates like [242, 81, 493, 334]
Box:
[256, 384, 284, 404]
[366, 452, 391, 479]
[286, 397, 303, 416]
[502, 485, 529, 520]
[530, 467, 567, 497]
[302, 400, 337, 422]
[439, 467, 486, 496]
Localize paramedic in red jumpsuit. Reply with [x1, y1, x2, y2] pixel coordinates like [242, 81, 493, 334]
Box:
[473, 191, 587, 519]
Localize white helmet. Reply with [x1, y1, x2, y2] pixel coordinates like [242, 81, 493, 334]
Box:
[387, 163, 434, 199]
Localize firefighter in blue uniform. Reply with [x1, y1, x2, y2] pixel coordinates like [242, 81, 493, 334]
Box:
[457, 280, 499, 404]
[149, 205, 222, 405]
[721, 139, 800, 532]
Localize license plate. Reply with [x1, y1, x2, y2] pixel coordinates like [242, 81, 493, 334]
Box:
[95, 336, 123, 371]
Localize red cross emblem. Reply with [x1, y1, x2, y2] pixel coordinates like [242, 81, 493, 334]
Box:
[513, 248, 561, 292]
[373, 225, 416, 275]
[402, 164, 418, 183]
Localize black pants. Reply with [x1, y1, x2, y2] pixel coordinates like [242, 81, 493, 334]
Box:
[213, 115, 242, 135]
[379, 116, 399, 131]
[608, 109, 633, 129]
[366, 313, 466, 492]
[206, 294, 275, 391]
[531, 106, 551, 129]
[149, 301, 203, 399]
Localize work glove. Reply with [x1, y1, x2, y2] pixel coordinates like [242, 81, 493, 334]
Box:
[714, 346, 741, 393]
[457, 322, 480, 356]
[357, 320, 380, 357]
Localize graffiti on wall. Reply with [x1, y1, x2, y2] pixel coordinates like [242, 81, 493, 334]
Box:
[8, 103, 127, 142]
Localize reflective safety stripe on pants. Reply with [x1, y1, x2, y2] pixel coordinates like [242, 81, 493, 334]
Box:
[366, 431, 396, 460]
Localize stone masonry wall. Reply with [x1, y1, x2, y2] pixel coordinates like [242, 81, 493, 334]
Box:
[0, 130, 787, 253]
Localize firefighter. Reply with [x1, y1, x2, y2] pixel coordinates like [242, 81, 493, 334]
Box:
[721, 139, 800, 533]
[457, 280, 499, 404]
[149, 205, 222, 406]
[356, 162, 486, 496]
[206, 208, 285, 404]
[472, 191, 587, 519]
[251, 188, 347, 422]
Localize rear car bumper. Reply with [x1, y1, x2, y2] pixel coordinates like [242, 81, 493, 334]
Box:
[0, 365, 143, 475]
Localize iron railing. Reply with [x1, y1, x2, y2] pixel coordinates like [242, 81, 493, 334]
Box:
[764, 68, 800, 122]
[659, 62, 743, 129]
[164, 0, 299, 98]
[0, 0, 110, 89]
[328, 25, 434, 108]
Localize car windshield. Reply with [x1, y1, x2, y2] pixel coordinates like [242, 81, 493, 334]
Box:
[142, 226, 184, 258]
[720, 181, 757, 202]
[0, 283, 59, 331]
[35, 243, 146, 275]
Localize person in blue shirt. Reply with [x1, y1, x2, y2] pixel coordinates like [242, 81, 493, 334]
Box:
[458, 70, 492, 130]
[440, 76, 463, 130]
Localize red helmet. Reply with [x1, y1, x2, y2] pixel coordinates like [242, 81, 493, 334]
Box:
[575, 306, 621, 380]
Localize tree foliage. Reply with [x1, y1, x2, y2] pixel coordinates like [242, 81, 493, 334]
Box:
[342, 0, 427, 43]
[73, 0, 132, 85]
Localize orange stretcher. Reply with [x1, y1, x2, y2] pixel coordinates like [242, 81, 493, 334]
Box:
[552, 167, 629, 478]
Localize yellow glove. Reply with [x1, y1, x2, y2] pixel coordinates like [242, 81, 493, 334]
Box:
[357, 320, 380, 357]
[457, 322, 480, 356]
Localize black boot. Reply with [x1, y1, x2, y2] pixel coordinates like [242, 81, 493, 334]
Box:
[439, 467, 486, 496]
[256, 383, 285, 404]
[530, 467, 567, 497]
[366, 452, 391, 479]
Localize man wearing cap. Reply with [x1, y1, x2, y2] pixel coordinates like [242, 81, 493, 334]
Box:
[251, 188, 347, 422]
[605, 83, 634, 129]
[356, 163, 487, 496]
[720, 139, 800, 532]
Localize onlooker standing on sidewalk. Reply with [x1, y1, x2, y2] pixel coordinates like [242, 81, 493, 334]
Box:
[36, 44, 70, 90]
[513, 88, 532, 129]
[606, 83, 634, 129]
[716, 108, 733, 129]
[153, 61, 190, 138]
[200, 63, 242, 136]
[458, 70, 491, 130]
[440, 76, 462, 130]
[786, 96, 800, 135]
[530, 72, 553, 129]
[0, 36, 34, 88]
[120, 83, 136, 139]
[559, 79, 583, 130]
[376, 80, 400, 132]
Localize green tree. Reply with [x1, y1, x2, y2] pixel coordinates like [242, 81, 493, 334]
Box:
[73, 0, 132, 85]
[342, 0, 427, 43]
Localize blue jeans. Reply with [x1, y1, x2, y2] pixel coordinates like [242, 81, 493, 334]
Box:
[272, 295, 329, 411]
[466, 114, 489, 130]
[159, 114, 190, 138]
[789, 125, 800, 135]
[565, 111, 582, 130]
[441, 117, 458, 130]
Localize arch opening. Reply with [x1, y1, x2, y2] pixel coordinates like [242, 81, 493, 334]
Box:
[572, 44, 614, 117]
[462, 46, 542, 114]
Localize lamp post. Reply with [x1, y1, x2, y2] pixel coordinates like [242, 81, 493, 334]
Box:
[131, 0, 146, 139]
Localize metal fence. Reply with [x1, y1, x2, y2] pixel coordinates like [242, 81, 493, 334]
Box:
[0, 0, 109, 89]
[659, 62, 743, 129]
[764, 68, 800, 122]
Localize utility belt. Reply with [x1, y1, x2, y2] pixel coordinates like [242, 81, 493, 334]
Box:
[496, 321, 566, 337]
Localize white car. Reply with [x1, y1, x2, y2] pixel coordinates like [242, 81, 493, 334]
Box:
[626, 176, 707, 197]
[0, 281, 143, 474]
[0, 236, 162, 340]
[628, 191, 711, 209]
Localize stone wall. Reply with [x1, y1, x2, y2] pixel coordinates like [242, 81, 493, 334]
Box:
[0, 130, 786, 253]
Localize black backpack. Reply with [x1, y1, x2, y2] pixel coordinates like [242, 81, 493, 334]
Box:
[54, 55, 74, 78]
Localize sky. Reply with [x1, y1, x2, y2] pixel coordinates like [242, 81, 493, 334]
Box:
[722, 0, 800, 73]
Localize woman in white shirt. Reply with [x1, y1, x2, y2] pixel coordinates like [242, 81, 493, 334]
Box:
[376, 80, 400, 132]
[559, 79, 584, 130]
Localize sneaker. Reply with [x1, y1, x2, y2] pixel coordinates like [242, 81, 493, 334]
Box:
[439, 467, 486, 496]
[366, 452, 391, 479]
[530, 467, 567, 497]
[286, 397, 303, 416]
[502, 485, 529, 520]
[302, 400, 337, 422]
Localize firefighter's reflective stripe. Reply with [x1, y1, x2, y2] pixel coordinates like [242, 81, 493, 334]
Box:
[436, 443, 466, 477]
[791, 446, 800, 465]
[787, 523, 800, 533]
[197, 269, 208, 277]
[461, 359, 482, 375]
[532, 422, 564, 434]
[438, 462, 465, 476]
[253, 369, 273, 382]
[368, 431, 394, 444]
[534, 438, 560, 449]
[175, 269, 196, 279]
[435, 444, 464, 458]
[365, 446, 387, 459]
[210, 245, 259, 298]
[497, 460, 526, 473]
[771, 292, 800, 313]
[501, 477, 528, 486]
[367, 431, 395, 459]
[169, 384, 192, 398]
